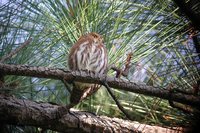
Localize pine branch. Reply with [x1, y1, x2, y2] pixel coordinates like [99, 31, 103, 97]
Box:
[0, 38, 32, 63]
[110, 52, 133, 78]
[0, 94, 184, 133]
[105, 53, 133, 119]
[0, 63, 200, 107]
[103, 82, 133, 120]
[0, 38, 32, 88]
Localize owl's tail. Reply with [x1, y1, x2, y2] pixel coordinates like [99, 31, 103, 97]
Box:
[68, 84, 100, 108]
[69, 86, 85, 108]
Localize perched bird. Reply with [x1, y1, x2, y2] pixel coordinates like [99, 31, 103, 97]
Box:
[68, 32, 108, 107]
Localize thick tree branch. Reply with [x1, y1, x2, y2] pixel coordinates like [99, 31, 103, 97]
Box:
[0, 63, 200, 107]
[0, 94, 183, 133]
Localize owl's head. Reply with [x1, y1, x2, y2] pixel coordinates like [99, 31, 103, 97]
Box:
[87, 32, 103, 44]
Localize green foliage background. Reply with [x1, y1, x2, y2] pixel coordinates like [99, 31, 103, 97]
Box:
[1, 0, 199, 132]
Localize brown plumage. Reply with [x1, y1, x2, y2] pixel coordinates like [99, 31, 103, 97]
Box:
[68, 32, 108, 107]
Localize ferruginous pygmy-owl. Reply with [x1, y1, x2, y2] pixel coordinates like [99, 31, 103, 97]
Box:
[68, 32, 108, 107]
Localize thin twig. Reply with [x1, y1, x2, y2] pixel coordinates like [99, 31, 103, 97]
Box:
[0, 73, 4, 88]
[62, 79, 72, 94]
[107, 53, 133, 119]
[167, 84, 199, 113]
[169, 101, 200, 114]
[0, 38, 32, 63]
[103, 82, 133, 120]
[0, 38, 32, 89]
[111, 52, 133, 78]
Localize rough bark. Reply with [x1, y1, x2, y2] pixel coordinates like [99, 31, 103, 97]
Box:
[0, 94, 184, 133]
[0, 63, 200, 107]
